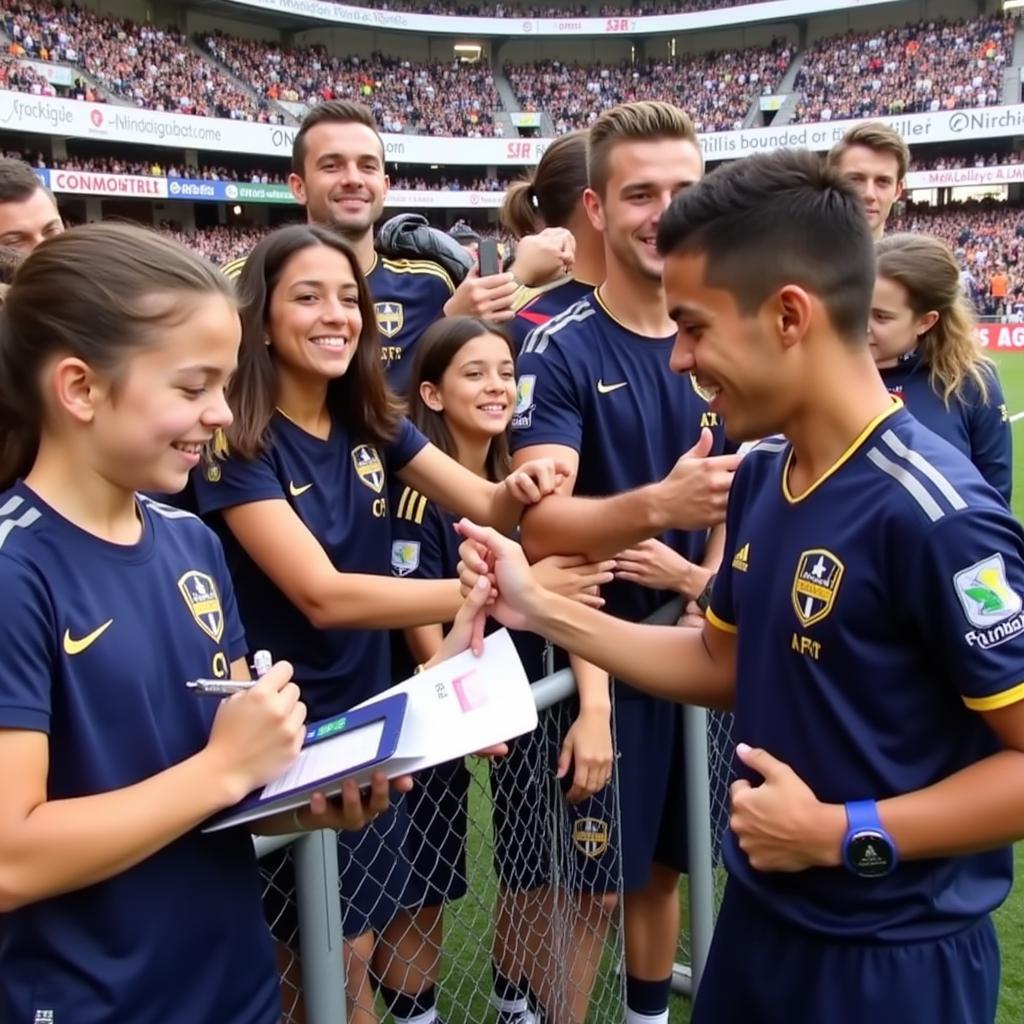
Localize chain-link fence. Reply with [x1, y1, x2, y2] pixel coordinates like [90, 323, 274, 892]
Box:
[253, 609, 736, 1023]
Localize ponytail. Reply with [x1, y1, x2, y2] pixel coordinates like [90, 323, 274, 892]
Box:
[500, 179, 543, 239]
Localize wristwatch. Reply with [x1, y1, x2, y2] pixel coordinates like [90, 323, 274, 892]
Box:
[842, 799, 897, 878]
[695, 573, 716, 613]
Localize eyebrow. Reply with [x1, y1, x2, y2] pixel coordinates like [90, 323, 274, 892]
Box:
[318, 151, 381, 165]
[289, 279, 358, 290]
[667, 304, 707, 322]
[176, 365, 225, 377]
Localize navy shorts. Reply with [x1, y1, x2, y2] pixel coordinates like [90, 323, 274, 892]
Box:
[613, 685, 691, 890]
[261, 794, 412, 942]
[490, 698, 621, 895]
[693, 881, 1000, 1024]
[401, 758, 471, 908]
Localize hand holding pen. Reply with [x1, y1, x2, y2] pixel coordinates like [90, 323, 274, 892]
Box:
[187, 649, 274, 696]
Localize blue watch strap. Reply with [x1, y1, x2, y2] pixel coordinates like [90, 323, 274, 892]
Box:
[845, 798, 883, 834]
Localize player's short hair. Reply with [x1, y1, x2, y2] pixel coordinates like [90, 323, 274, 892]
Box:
[292, 100, 385, 177]
[588, 101, 699, 197]
[657, 149, 875, 344]
[228, 223, 403, 459]
[827, 122, 910, 182]
[0, 245, 23, 285]
[501, 130, 588, 238]
[0, 158, 53, 206]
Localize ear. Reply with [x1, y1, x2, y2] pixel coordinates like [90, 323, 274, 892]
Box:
[915, 309, 939, 337]
[382, 171, 390, 202]
[51, 356, 107, 425]
[288, 172, 307, 206]
[773, 284, 814, 352]
[582, 187, 606, 233]
[419, 380, 444, 413]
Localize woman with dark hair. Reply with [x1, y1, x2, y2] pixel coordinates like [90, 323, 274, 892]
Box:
[192, 224, 567, 1024]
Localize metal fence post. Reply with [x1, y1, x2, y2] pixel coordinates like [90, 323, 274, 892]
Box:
[293, 830, 347, 1024]
[683, 705, 715, 996]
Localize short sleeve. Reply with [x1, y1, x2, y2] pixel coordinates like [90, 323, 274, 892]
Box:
[390, 492, 452, 581]
[0, 556, 57, 733]
[910, 506, 1024, 711]
[706, 465, 749, 636]
[385, 419, 430, 472]
[965, 367, 1012, 504]
[192, 447, 284, 516]
[509, 341, 584, 454]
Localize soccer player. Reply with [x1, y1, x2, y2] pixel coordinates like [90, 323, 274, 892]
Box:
[0, 157, 63, 254]
[458, 148, 1024, 1024]
[827, 121, 910, 241]
[872, 232, 1011, 502]
[501, 131, 605, 350]
[192, 225, 566, 1024]
[221, 100, 571, 392]
[391, 316, 617, 1024]
[0, 223, 398, 1024]
[510, 100, 738, 1024]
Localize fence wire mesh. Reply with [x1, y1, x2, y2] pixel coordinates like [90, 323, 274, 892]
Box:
[258, 695, 627, 1024]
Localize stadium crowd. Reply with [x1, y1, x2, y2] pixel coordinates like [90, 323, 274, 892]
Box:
[202, 34, 500, 136]
[1, 0, 281, 120]
[911, 150, 1024, 171]
[335, 0, 751, 15]
[505, 44, 791, 133]
[792, 15, 1013, 123]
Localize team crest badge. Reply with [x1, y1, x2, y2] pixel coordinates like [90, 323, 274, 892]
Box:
[791, 549, 844, 628]
[178, 571, 224, 643]
[352, 444, 385, 494]
[573, 817, 609, 858]
[391, 540, 421, 577]
[204, 461, 222, 483]
[375, 301, 404, 339]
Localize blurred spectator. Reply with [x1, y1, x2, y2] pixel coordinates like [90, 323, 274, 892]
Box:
[910, 150, 1024, 171]
[2, 0, 281, 121]
[793, 16, 1013, 123]
[505, 45, 790, 133]
[333, 0, 751, 15]
[203, 34, 499, 137]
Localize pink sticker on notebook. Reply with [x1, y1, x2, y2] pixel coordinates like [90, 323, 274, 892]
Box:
[452, 670, 488, 712]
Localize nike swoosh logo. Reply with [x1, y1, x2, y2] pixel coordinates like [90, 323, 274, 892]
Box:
[289, 481, 313, 497]
[597, 380, 628, 394]
[63, 619, 114, 656]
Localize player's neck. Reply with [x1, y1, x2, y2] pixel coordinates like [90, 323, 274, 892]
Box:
[276, 368, 331, 439]
[567, 210, 604, 286]
[783, 350, 895, 499]
[599, 263, 673, 337]
[25, 438, 142, 545]
[450, 428, 491, 479]
[311, 216, 376, 275]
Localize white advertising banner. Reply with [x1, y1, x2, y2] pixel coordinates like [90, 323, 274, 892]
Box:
[5, 91, 1024, 165]
[215, 0, 901, 36]
[904, 163, 1024, 190]
[49, 169, 169, 198]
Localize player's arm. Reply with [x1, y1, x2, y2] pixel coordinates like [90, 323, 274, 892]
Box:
[222, 500, 462, 629]
[0, 657, 305, 909]
[457, 521, 737, 710]
[966, 369, 1013, 504]
[397, 442, 568, 536]
[517, 433, 737, 563]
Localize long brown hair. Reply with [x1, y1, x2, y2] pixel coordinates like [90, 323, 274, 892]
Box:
[406, 317, 514, 483]
[227, 224, 403, 459]
[500, 130, 589, 239]
[875, 233, 991, 403]
[0, 222, 234, 490]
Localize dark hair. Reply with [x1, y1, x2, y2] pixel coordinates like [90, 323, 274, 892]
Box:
[828, 121, 910, 182]
[227, 223, 402, 458]
[657, 149, 875, 343]
[501, 131, 589, 239]
[0, 158, 51, 205]
[588, 101, 698, 197]
[0, 222, 235, 489]
[406, 317, 514, 483]
[0, 245, 22, 284]
[292, 100, 385, 177]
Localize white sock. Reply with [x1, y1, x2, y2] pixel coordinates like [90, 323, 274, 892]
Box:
[625, 1010, 668, 1024]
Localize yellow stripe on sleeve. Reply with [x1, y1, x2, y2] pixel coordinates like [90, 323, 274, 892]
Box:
[963, 680, 1024, 712]
[706, 608, 737, 634]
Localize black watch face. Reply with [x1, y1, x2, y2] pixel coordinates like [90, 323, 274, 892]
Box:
[847, 831, 894, 877]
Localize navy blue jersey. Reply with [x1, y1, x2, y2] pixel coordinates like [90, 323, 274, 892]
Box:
[0, 485, 278, 1024]
[511, 290, 727, 624]
[193, 414, 428, 720]
[709, 405, 1022, 941]
[509, 278, 596, 353]
[880, 350, 1012, 503]
[388, 481, 548, 683]
[221, 252, 454, 395]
